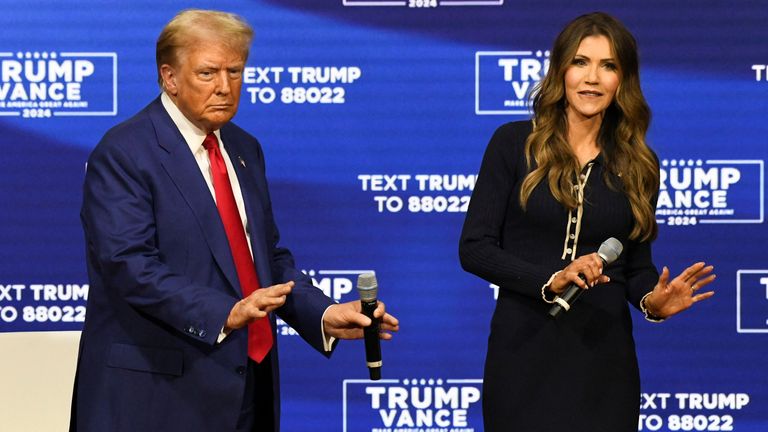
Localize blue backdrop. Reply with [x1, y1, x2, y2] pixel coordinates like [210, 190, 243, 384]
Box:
[1, 1, 767, 431]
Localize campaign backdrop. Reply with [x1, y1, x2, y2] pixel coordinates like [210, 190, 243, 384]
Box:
[1, 1, 767, 431]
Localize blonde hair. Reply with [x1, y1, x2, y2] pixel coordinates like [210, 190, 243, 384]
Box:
[156, 9, 254, 88]
[520, 12, 658, 241]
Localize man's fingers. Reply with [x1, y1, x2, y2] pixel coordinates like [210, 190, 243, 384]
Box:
[351, 312, 373, 328]
[230, 303, 267, 328]
[372, 301, 387, 318]
[247, 309, 268, 319]
[228, 282, 298, 329]
[241, 300, 270, 317]
[379, 319, 399, 333]
[266, 282, 294, 295]
[246, 294, 284, 309]
[246, 282, 293, 302]
[261, 294, 288, 305]
[380, 313, 399, 328]
[259, 300, 286, 313]
[371, 302, 399, 329]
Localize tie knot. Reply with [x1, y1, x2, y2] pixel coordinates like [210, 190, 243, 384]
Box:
[202, 133, 218, 151]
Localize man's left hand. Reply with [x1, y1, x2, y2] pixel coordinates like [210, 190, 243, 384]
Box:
[323, 301, 399, 340]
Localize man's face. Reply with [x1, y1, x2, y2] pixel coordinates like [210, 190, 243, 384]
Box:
[162, 37, 245, 132]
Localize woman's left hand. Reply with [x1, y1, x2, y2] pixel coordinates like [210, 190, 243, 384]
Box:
[644, 262, 716, 319]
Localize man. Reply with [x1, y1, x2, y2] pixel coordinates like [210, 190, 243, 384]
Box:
[70, 9, 398, 432]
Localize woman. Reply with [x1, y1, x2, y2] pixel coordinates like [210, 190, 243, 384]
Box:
[459, 12, 715, 432]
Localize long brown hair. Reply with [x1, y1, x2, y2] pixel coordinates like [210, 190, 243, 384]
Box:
[520, 12, 658, 241]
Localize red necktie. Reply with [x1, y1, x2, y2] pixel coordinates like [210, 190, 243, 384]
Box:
[203, 133, 273, 363]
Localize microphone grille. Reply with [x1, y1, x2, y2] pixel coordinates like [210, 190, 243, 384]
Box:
[357, 272, 377, 288]
[598, 237, 623, 264]
[357, 272, 378, 301]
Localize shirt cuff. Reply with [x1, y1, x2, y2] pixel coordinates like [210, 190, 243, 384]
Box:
[217, 326, 230, 343]
[321, 305, 337, 352]
[541, 271, 561, 304]
[640, 292, 665, 323]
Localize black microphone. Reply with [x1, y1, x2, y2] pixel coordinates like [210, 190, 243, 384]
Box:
[548, 237, 623, 318]
[357, 272, 382, 380]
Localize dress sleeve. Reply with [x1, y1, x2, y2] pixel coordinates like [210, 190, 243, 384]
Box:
[624, 181, 661, 314]
[623, 238, 659, 310]
[459, 123, 560, 299]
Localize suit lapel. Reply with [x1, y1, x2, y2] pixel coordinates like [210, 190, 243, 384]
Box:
[147, 99, 242, 296]
[220, 128, 272, 287]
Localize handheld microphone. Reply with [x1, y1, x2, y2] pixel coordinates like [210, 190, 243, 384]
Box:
[548, 237, 623, 318]
[357, 272, 382, 380]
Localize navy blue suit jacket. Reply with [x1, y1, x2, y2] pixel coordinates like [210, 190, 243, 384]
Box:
[70, 97, 335, 431]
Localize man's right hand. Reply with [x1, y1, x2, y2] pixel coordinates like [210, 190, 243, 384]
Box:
[225, 281, 293, 330]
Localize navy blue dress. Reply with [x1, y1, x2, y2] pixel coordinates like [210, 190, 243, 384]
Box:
[459, 121, 659, 432]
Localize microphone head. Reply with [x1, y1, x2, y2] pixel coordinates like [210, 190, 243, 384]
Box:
[597, 237, 623, 264]
[357, 272, 378, 302]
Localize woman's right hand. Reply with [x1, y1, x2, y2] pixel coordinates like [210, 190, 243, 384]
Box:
[548, 253, 610, 294]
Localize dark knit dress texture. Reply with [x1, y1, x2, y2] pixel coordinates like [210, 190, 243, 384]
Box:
[459, 121, 659, 432]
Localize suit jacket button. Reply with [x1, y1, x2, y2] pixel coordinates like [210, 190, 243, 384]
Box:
[198, 329, 207, 338]
[236, 366, 246, 375]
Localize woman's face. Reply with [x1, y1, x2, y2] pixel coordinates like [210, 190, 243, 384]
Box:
[563, 35, 620, 122]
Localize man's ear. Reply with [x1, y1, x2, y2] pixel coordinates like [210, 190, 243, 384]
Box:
[160, 64, 178, 95]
